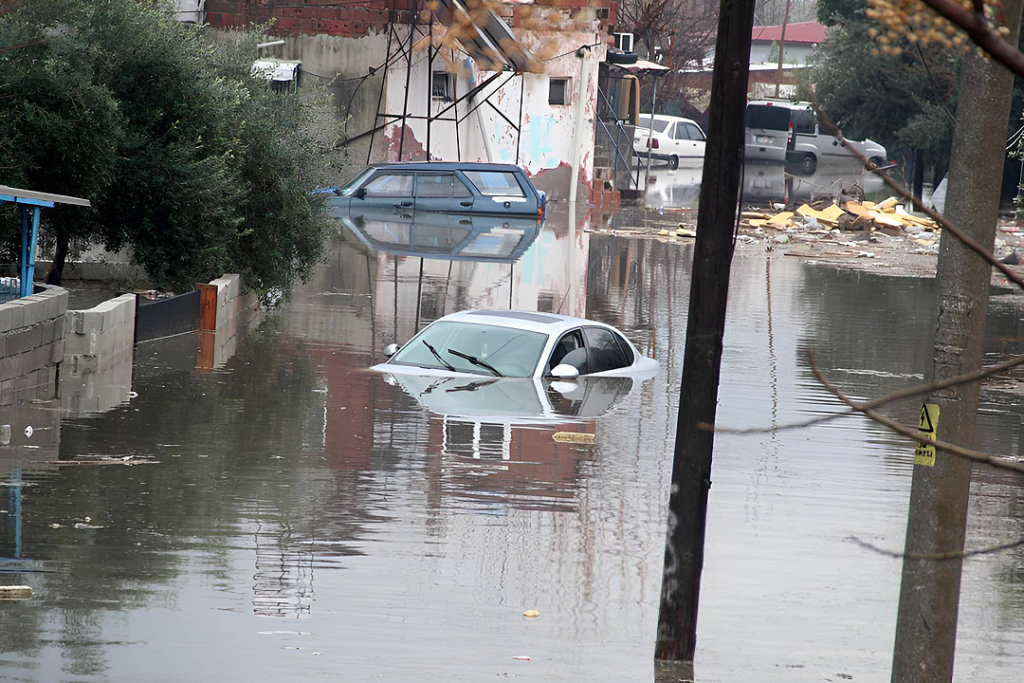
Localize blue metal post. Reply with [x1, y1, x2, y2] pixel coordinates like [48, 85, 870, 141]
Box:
[19, 207, 28, 297]
[26, 206, 40, 294]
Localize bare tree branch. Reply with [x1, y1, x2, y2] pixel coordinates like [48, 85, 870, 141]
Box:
[812, 103, 1024, 290]
[807, 350, 1024, 474]
[851, 534, 1024, 560]
[708, 351, 1024, 435]
[919, 0, 1024, 77]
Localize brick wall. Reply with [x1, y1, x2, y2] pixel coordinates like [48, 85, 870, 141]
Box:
[205, 0, 617, 36]
[0, 285, 68, 406]
[62, 294, 136, 415]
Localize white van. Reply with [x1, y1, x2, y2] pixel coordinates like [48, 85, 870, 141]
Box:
[634, 114, 706, 169]
[744, 100, 888, 174]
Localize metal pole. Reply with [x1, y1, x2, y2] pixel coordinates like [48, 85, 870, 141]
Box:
[452, 49, 462, 161]
[890, 1, 1023, 679]
[19, 207, 27, 297]
[516, 74, 525, 165]
[644, 76, 658, 189]
[26, 206, 39, 293]
[774, 0, 791, 99]
[654, 0, 756, 663]
[569, 47, 592, 205]
[426, 16, 434, 161]
[398, 21, 415, 161]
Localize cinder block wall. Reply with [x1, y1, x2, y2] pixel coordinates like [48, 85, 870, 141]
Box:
[0, 285, 68, 406]
[209, 274, 259, 340]
[63, 293, 136, 377]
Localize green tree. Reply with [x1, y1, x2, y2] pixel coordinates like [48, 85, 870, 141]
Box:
[0, 0, 340, 298]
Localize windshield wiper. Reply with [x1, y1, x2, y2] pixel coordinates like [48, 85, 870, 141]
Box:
[447, 348, 503, 377]
[422, 340, 456, 372]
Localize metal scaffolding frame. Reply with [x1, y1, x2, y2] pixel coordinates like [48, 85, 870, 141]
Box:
[362, 4, 525, 166]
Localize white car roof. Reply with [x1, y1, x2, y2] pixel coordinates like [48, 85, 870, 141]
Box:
[640, 114, 699, 125]
[747, 99, 811, 111]
[435, 309, 617, 336]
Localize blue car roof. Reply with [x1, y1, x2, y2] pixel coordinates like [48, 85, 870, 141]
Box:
[366, 161, 525, 172]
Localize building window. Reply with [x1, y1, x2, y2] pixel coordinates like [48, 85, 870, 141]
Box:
[549, 77, 570, 106]
[432, 71, 453, 101]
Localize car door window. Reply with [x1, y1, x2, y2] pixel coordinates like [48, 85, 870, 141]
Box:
[684, 123, 705, 141]
[548, 329, 585, 373]
[363, 173, 413, 197]
[612, 331, 634, 365]
[464, 171, 526, 197]
[452, 177, 473, 198]
[792, 110, 816, 135]
[583, 327, 628, 373]
[674, 124, 689, 140]
[416, 174, 455, 198]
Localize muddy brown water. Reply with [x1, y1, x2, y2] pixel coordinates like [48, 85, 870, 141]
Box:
[2, 210, 1024, 681]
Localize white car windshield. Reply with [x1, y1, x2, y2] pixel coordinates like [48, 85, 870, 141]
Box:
[389, 322, 548, 378]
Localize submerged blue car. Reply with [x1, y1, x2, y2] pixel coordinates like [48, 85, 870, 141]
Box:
[329, 162, 547, 219]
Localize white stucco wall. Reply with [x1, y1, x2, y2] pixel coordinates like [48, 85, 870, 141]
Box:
[749, 41, 815, 65]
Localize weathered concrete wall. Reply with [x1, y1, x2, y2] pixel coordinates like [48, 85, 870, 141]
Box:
[264, 32, 389, 179]
[62, 294, 136, 416]
[33, 259, 150, 288]
[0, 285, 68, 406]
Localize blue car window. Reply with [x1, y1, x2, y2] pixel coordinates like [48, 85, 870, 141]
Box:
[464, 171, 525, 197]
[452, 176, 473, 198]
[364, 173, 413, 197]
[417, 174, 455, 198]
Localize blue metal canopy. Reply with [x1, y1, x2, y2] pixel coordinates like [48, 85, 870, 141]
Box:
[0, 186, 91, 297]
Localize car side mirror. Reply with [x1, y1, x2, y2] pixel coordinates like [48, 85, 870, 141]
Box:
[550, 363, 580, 379]
[354, 187, 366, 199]
[384, 343, 399, 357]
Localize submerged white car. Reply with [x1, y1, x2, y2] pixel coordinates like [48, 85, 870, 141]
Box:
[370, 310, 658, 380]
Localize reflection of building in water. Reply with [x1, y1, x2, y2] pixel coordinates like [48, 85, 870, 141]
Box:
[251, 518, 315, 618]
[0, 401, 60, 561]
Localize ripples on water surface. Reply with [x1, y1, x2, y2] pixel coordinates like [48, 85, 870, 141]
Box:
[1, 220, 1024, 681]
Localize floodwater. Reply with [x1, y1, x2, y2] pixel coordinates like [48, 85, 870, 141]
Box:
[2, 194, 1024, 681]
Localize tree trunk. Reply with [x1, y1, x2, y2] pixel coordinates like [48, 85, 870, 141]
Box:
[46, 229, 68, 286]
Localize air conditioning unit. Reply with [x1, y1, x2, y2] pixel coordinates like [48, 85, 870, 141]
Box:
[614, 33, 634, 53]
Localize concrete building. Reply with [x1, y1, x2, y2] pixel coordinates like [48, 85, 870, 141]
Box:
[202, 0, 621, 202]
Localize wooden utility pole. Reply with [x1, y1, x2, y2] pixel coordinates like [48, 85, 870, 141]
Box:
[890, 1, 1023, 681]
[654, 0, 756, 663]
[774, 0, 792, 98]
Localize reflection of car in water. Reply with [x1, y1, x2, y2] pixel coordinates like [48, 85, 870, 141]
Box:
[382, 373, 641, 425]
[741, 160, 885, 204]
[329, 162, 547, 218]
[744, 100, 888, 174]
[645, 167, 702, 209]
[371, 310, 658, 380]
[333, 206, 541, 264]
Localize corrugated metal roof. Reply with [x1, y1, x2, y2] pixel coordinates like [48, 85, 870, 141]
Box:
[0, 186, 91, 207]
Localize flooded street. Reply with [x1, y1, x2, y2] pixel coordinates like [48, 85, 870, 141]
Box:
[3, 199, 1024, 681]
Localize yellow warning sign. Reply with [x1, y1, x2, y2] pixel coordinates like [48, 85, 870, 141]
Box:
[552, 432, 596, 444]
[914, 403, 940, 467]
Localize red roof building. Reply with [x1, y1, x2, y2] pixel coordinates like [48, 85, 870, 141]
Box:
[751, 21, 827, 45]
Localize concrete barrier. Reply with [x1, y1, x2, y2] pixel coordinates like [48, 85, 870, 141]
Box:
[61, 293, 136, 415]
[0, 284, 67, 406]
[197, 274, 259, 370]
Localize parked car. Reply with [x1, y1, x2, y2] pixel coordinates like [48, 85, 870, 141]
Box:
[370, 309, 658, 380]
[744, 100, 888, 174]
[330, 162, 547, 218]
[634, 115, 706, 169]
